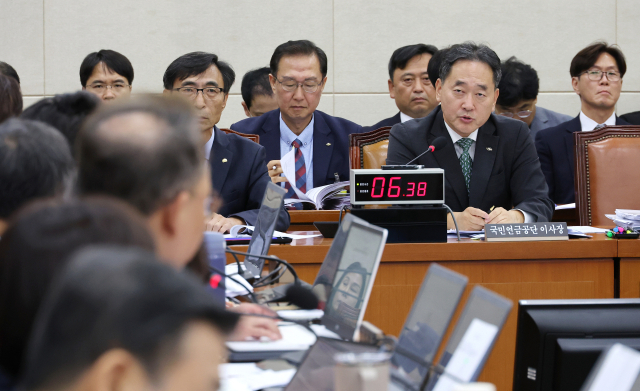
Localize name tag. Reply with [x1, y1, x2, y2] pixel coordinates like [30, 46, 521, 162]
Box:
[485, 222, 568, 242]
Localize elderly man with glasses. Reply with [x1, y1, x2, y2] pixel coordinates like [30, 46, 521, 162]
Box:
[231, 40, 363, 196]
[535, 42, 630, 205]
[163, 52, 289, 233]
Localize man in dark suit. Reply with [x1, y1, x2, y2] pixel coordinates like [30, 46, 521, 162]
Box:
[163, 52, 289, 232]
[535, 42, 629, 204]
[231, 40, 362, 192]
[366, 44, 439, 131]
[620, 111, 640, 125]
[387, 42, 553, 231]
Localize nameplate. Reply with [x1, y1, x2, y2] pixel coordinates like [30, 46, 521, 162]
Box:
[485, 222, 568, 242]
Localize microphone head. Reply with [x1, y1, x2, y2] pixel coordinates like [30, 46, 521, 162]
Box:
[285, 284, 319, 310]
[431, 136, 447, 150]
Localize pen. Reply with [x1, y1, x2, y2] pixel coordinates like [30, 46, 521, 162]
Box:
[489, 205, 495, 212]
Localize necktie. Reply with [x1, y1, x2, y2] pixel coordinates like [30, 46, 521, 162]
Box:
[285, 138, 306, 198]
[456, 137, 474, 192]
[593, 124, 605, 131]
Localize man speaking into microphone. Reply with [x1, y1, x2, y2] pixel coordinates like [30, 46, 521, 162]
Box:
[387, 42, 553, 231]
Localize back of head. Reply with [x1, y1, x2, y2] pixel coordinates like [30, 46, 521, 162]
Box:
[270, 40, 328, 79]
[439, 42, 502, 87]
[0, 61, 20, 84]
[76, 95, 203, 215]
[241, 67, 273, 109]
[428, 46, 449, 86]
[0, 74, 23, 123]
[79, 49, 134, 87]
[163, 51, 235, 94]
[22, 246, 238, 390]
[0, 197, 155, 380]
[497, 57, 540, 108]
[388, 44, 438, 80]
[570, 41, 627, 78]
[0, 118, 74, 221]
[21, 91, 100, 148]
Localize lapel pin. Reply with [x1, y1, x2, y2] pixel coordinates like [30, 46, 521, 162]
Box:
[326, 143, 331, 146]
[222, 158, 228, 163]
[486, 147, 493, 151]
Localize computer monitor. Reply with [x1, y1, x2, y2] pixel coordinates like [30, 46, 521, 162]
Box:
[513, 299, 640, 391]
[243, 182, 286, 278]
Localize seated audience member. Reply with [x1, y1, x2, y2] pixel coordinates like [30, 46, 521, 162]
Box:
[163, 52, 289, 232]
[535, 42, 629, 204]
[241, 67, 279, 117]
[0, 62, 20, 85]
[80, 49, 133, 102]
[0, 119, 74, 235]
[495, 57, 572, 142]
[0, 197, 155, 389]
[0, 75, 22, 124]
[20, 247, 239, 391]
[620, 110, 640, 125]
[231, 40, 363, 193]
[21, 91, 100, 147]
[386, 42, 553, 231]
[367, 44, 439, 130]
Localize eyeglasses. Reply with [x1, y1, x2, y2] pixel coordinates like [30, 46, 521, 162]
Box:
[174, 87, 224, 100]
[275, 78, 323, 93]
[497, 110, 533, 119]
[582, 70, 621, 82]
[87, 83, 130, 93]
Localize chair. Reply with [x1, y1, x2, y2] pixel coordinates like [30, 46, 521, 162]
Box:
[349, 126, 392, 169]
[219, 128, 260, 144]
[574, 125, 640, 226]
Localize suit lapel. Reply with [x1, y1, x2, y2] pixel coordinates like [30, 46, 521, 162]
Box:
[468, 121, 498, 207]
[259, 110, 282, 163]
[210, 127, 233, 192]
[563, 116, 581, 179]
[313, 112, 333, 186]
[430, 113, 469, 207]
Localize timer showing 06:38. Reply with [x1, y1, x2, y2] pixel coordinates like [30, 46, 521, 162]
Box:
[371, 176, 427, 198]
[351, 169, 444, 205]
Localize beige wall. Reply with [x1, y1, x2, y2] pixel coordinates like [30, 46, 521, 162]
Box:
[2, 0, 639, 128]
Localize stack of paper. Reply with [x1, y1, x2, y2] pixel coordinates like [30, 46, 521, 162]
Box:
[605, 209, 640, 229]
[284, 181, 350, 210]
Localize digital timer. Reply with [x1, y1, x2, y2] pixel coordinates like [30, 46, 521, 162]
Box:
[350, 169, 445, 205]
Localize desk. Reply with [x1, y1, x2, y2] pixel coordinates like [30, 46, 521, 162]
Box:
[227, 233, 617, 390]
[619, 239, 640, 298]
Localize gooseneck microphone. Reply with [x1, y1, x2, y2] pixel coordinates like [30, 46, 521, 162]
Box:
[404, 136, 448, 165]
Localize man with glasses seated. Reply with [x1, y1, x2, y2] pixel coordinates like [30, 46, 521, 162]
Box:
[495, 57, 571, 143]
[80, 49, 133, 101]
[163, 52, 289, 233]
[230, 40, 363, 194]
[535, 42, 630, 204]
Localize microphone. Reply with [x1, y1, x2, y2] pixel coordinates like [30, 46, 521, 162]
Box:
[278, 284, 319, 310]
[203, 232, 227, 305]
[404, 136, 447, 165]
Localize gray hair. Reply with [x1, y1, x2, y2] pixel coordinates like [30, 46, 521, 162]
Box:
[439, 42, 502, 87]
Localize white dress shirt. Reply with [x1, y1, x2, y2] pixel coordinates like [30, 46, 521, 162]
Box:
[204, 129, 215, 161]
[400, 112, 414, 123]
[279, 113, 314, 189]
[579, 111, 616, 132]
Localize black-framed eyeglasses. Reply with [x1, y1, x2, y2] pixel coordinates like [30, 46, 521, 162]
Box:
[497, 110, 533, 119]
[173, 86, 224, 100]
[581, 70, 621, 82]
[275, 78, 323, 93]
[87, 83, 130, 93]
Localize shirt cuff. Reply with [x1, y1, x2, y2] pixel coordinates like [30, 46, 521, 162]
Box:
[514, 209, 535, 223]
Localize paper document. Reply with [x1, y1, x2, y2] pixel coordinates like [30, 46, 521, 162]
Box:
[277, 309, 324, 321]
[280, 148, 308, 199]
[568, 226, 609, 234]
[555, 203, 576, 210]
[226, 225, 321, 239]
[440, 318, 498, 383]
[219, 363, 296, 391]
[226, 323, 317, 352]
[585, 343, 640, 391]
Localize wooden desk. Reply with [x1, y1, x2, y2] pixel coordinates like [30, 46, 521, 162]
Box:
[619, 239, 640, 298]
[289, 210, 340, 231]
[227, 233, 617, 390]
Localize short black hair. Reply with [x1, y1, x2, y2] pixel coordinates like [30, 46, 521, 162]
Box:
[0, 61, 20, 84]
[76, 95, 203, 216]
[570, 41, 627, 78]
[496, 57, 540, 108]
[241, 67, 273, 109]
[21, 91, 100, 148]
[388, 44, 438, 81]
[79, 49, 134, 87]
[0, 75, 22, 123]
[0, 197, 155, 380]
[163, 52, 235, 94]
[270, 40, 328, 79]
[428, 46, 449, 87]
[0, 119, 75, 220]
[439, 42, 502, 87]
[21, 246, 239, 390]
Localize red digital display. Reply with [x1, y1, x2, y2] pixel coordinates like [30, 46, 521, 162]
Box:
[353, 172, 444, 203]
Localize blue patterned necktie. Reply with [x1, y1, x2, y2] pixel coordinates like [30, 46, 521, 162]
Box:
[456, 137, 474, 192]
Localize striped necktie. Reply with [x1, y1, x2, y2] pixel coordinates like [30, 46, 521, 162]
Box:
[285, 138, 306, 198]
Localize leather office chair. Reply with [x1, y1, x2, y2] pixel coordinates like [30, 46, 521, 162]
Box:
[349, 126, 392, 169]
[574, 126, 640, 226]
[219, 128, 260, 144]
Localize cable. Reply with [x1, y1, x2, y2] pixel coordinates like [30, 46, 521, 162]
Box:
[229, 250, 243, 274]
[338, 204, 350, 225]
[442, 203, 460, 241]
[225, 248, 300, 284]
[209, 265, 257, 304]
[252, 264, 287, 288]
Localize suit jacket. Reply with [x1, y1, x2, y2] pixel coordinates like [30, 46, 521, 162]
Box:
[386, 106, 554, 222]
[231, 109, 363, 186]
[535, 115, 630, 204]
[529, 106, 573, 143]
[363, 112, 401, 132]
[620, 110, 640, 125]
[209, 127, 290, 231]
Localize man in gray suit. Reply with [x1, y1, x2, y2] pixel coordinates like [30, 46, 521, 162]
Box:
[495, 57, 571, 142]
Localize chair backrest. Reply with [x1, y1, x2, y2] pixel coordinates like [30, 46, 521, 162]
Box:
[219, 128, 260, 144]
[574, 125, 640, 226]
[349, 126, 392, 169]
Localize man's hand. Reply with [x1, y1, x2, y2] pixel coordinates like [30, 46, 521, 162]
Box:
[205, 215, 244, 233]
[228, 303, 282, 341]
[449, 207, 489, 231]
[484, 208, 524, 225]
[267, 160, 287, 184]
